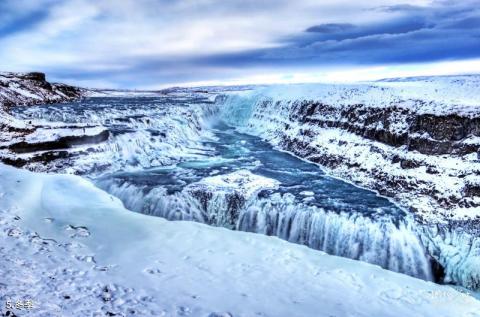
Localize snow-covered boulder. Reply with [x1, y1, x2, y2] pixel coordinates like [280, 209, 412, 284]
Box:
[185, 170, 280, 227]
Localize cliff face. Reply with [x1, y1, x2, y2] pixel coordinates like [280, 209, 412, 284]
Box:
[221, 77, 480, 224]
[219, 76, 480, 289]
[0, 72, 109, 169]
[0, 72, 83, 108]
[267, 101, 480, 219]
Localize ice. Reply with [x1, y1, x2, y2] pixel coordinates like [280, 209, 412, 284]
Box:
[1, 163, 479, 316]
[24, 126, 108, 143]
[8, 97, 220, 174]
[216, 77, 480, 290]
[97, 170, 432, 280]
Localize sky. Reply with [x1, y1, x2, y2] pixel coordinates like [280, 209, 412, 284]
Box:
[0, 0, 479, 88]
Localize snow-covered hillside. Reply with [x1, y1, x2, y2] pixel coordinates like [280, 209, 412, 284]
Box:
[1, 163, 478, 317]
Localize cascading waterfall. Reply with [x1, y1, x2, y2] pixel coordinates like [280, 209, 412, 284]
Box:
[420, 224, 480, 290]
[17, 93, 472, 287]
[97, 178, 207, 222]
[239, 193, 431, 280]
[216, 90, 480, 290]
[96, 177, 433, 281]
[12, 97, 220, 173]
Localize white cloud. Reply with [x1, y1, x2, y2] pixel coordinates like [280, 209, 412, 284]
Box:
[160, 58, 480, 88]
[0, 0, 470, 87]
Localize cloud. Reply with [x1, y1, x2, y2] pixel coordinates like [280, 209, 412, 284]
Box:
[305, 24, 355, 33]
[0, 0, 478, 88]
[207, 0, 480, 66]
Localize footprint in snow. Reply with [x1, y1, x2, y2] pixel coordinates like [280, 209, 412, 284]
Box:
[65, 224, 90, 238]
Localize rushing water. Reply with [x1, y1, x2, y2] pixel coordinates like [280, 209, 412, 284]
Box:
[12, 96, 434, 281]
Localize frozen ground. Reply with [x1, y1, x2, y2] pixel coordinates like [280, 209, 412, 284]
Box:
[1, 163, 479, 317]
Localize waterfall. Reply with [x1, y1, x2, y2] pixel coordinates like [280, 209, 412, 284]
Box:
[96, 177, 433, 281]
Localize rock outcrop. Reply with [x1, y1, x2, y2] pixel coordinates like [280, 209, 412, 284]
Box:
[0, 72, 84, 108]
[219, 75, 480, 289]
[0, 72, 109, 170]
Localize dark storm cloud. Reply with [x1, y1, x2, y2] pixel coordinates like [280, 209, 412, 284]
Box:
[196, 0, 480, 68]
[305, 24, 355, 33]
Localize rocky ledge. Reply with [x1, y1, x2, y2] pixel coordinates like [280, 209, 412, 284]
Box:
[185, 170, 280, 228]
[0, 72, 109, 170]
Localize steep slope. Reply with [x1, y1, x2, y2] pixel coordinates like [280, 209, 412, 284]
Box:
[0, 72, 83, 108]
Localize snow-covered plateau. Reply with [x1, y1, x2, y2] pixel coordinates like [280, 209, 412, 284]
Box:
[1, 72, 480, 316]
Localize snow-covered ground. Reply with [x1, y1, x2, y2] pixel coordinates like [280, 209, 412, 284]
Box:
[221, 75, 480, 116]
[1, 163, 479, 317]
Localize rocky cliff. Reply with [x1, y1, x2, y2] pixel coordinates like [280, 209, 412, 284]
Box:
[219, 75, 480, 289]
[0, 72, 83, 108]
[0, 72, 109, 169]
[221, 76, 480, 223]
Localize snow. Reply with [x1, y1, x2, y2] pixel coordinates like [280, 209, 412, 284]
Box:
[188, 169, 280, 197]
[219, 78, 480, 223]
[217, 75, 480, 290]
[224, 75, 480, 117]
[300, 190, 315, 196]
[2, 73, 480, 311]
[23, 126, 107, 143]
[0, 72, 83, 107]
[1, 162, 479, 316]
[4, 96, 220, 174]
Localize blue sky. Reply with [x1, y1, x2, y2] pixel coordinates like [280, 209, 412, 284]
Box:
[1, 0, 479, 88]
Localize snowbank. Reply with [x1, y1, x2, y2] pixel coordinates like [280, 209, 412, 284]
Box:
[0, 163, 479, 316]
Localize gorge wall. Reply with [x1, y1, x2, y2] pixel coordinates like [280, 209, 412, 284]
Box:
[0, 72, 112, 171]
[219, 76, 480, 289]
